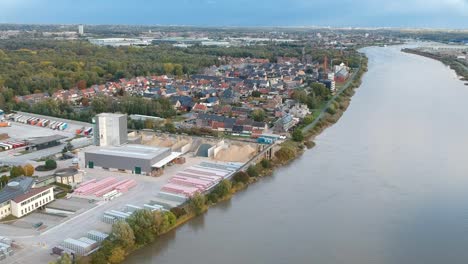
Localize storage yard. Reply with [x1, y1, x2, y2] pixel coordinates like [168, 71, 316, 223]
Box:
[0, 111, 266, 263]
[0, 149, 250, 264]
[139, 131, 259, 162]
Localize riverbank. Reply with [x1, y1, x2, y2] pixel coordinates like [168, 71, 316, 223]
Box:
[73, 54, 369, 264]
[402, 48, 468, 81]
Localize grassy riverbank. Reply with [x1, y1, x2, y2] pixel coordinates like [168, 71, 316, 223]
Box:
[402, 48, 468, 81]
[58, 54, 369, 264]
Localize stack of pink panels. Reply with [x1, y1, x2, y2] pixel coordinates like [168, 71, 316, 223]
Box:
[74, 177, 117, 195]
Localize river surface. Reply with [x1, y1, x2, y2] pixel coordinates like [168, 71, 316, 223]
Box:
[126, 45, 468, 264]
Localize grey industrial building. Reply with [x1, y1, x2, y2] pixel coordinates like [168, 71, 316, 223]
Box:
[26, 135, 67, 151]
[84, 144, 177, 175]
[93, 113, 127, 147]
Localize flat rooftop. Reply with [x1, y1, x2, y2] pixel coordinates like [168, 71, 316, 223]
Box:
[28, 135, 67, 145]
[95, 113, 126, 118]
[85, 144, 170, 160]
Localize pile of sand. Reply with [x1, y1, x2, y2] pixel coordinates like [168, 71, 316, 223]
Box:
[215, 144, 257, 162]
[142, 133, 190, 151]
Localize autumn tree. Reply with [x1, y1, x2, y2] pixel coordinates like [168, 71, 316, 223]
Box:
[77, 80, 87, 90]
[108, 246, 126, 264]
[23, 164, 35, 176]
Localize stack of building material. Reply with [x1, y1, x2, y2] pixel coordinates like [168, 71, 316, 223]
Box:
[177, 172, 223, 183]
[161, 183, 201, 197]
[62, 238, 93, 256]
[157, 192, 188, 204]
[74, 177, 118, 196]
[169, 176, 215, 190]
[87, 230, 109, 243]
[189, 166, 230, 178]
[143, 204, 164, 211]
[125, 204, 142, 213]
[102, 210, 131, 224]
[101, 215, 116, 224]
[115, 179, 137, 193]
[78, 237, 98, 251]
[93, 180, 129, 197]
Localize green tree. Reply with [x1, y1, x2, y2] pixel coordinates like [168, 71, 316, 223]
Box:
[126, 209, 155, 245]
[251, 90, 261, 97]
[251, 109, 266, 122]
[247, 165, 259, 177]
[189, 193, 206, 216]
[233, 171, 250, 184]
[10, 166, 25, 178]
[260, 159, 272, 169]
[45, 159, 57, 170]
[291, 90, 308, 103]
[292, 129, 304, 142]
[111, 220, 135, 250]
[0, 176, 9, 189]
[275, 146, 296, 162]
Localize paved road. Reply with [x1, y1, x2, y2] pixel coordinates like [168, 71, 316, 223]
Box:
[302, 57, 363, 134]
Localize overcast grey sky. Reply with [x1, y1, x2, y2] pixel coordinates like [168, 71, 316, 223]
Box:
[0, 0, 468, 28]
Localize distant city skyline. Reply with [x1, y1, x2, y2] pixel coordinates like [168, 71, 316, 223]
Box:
[1, 0, 468, 28]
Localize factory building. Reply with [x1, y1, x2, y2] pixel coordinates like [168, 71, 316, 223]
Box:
[84, 144, 180, 176]
[93, 113, 127, 147]
[0, 177, 54, 219]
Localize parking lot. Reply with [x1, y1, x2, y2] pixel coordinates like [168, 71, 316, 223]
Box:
[0, 122, 93, 166]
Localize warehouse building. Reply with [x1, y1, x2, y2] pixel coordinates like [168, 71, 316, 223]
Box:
[26, 135, 67, 151]
[84, 144, 181, 176]
[0, 177, 55, 219]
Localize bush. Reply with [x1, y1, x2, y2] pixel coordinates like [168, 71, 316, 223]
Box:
[326, 104, 337, 115]
[232, 171, 250, 184]
[260, 159, 272, 169]
[44, 159, 57, 170]
[9, 166, 24, 178]
[275, 146, 296, 162]
[247, 165, 259, 177]
[304, 141, 316, 149]
[170, 207, 187, 219]
[303, 115, 314, 125]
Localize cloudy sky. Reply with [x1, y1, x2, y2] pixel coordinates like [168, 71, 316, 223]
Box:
[0, 0, 468, 28]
